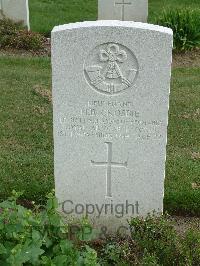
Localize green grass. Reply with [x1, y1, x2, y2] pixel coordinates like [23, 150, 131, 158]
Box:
[0, 56, 199, 215]
[29, 0, 97, 35]
[165, 68, 200, 215]
[0, 56, 53, 203]
[29, 0, 200, 35]
[149, 0, 200, 23]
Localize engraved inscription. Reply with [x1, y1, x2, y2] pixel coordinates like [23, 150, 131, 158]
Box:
[115, 0, 132, 21]
[58, 100, 164, 140]
[91, 142, 128, 197]
[84, 43, 139, 95]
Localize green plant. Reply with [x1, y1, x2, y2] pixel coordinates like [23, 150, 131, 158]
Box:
[156, 9, 200, 51]
[99, 239, 138, 265]
[0, 190, 98, 265]
[14, 30, 45, 50]
[141, 250, 159, 266]
[0, 18, 44, 51]
[130, 214, 187, 265]
[0, 18, 22, 47]
[0, 192, 200, 265]
[100, 243, 122, 264]
[0, 18, 23, 34]
[183, 229, 200, 265]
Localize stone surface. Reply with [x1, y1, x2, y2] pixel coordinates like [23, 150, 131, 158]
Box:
[51, 21, 173, 233]
[98, 0, 148, 22]
[0, 0, 30, 30]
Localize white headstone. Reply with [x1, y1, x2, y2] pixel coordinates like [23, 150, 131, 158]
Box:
[0, 0, 30, 30]
[98, 0, 148, 22]
[52, 21, 173, 234]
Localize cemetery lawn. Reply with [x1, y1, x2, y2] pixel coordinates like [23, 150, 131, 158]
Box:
[0, 56, 53, 203]
[0, 55, 199, 216]
[29, 0, 200, 35]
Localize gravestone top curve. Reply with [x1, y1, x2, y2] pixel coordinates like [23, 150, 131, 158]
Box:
[52, 20, 173, 36]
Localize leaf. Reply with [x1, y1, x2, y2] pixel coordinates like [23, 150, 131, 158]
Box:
[60, 240, 73, 254]
[6, 244, 30, 266]
[0, 201, 13, 209]
[83, 246, 99, 265]
[49, 213, 61, 226]
[52, 255, 68, 266]
[0, 220, 4, 230]
[0, 259, 9, 266]
[47, 198, 53, 211]
[46, 197, 58, 211]
[43, 233, 53, 248]
[40, 256, 55, 265]
[0, 244, 7, 255]
[32, 230, 41, 242]
[23, 243, 44, 264]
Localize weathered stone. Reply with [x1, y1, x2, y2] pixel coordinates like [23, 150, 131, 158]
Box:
[51, 21, 173, 233]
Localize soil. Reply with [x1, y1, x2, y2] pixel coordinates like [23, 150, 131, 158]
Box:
[172, 48, 200, 68]
[0, 38, 51, 57]
[170, 216, 200, 236]
[33, 84, 52, 103]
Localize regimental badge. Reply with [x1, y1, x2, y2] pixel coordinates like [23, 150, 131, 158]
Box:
[84, 43, 139, 95]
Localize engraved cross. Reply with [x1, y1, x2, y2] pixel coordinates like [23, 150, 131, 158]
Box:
[115, 0, 132, 21]
[91, 142, 128, 197]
